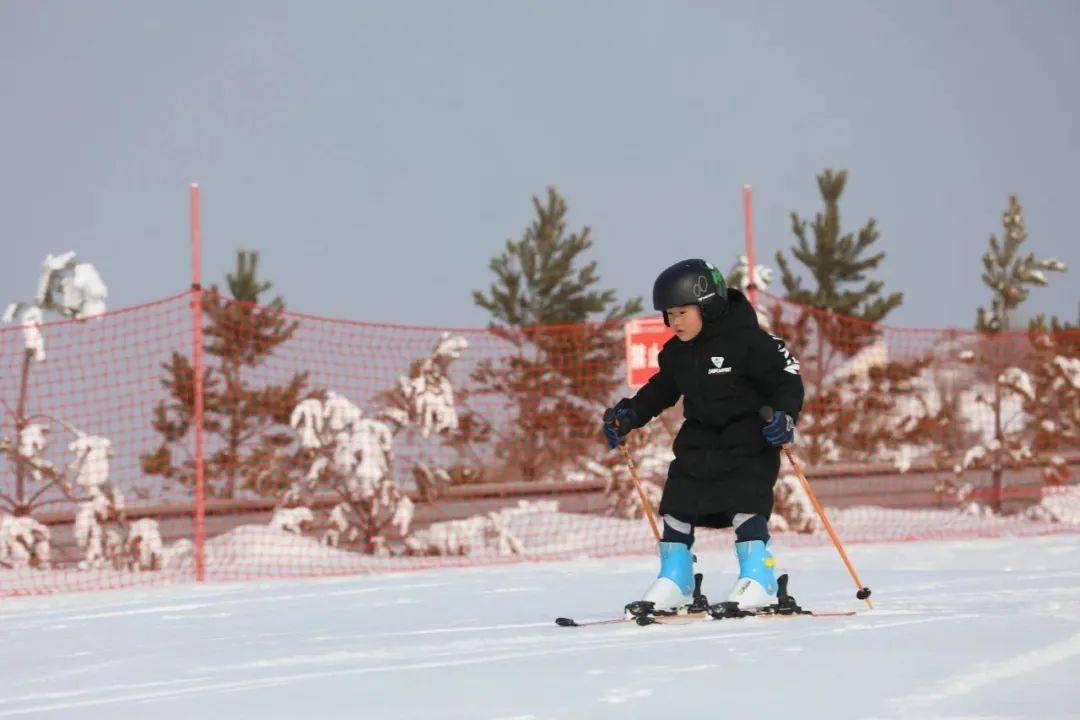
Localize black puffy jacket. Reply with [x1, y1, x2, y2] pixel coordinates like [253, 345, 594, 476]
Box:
[623, 289, 804, 524]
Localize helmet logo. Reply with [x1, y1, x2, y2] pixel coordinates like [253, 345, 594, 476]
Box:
[692, 275, 709, 298]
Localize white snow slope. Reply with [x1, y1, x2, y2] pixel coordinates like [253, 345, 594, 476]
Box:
[1, 535, 1078, 720]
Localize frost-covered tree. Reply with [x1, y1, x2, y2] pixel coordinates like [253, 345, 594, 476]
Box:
[726, 255, 774, 297]
[975, 196, 1066, 333]
[376, 333, 469, 440]
[955, 317, 1080, 514]
[472, 187, 643, 482]
[0, 253, 163, 570]
[963, 197, 1069, 511]
[2, 253, 108, 518]
[284, 390, 413, 554]
[281, 333, 469, 554]
[952, 357, 1038, 513]
[142, 251, 308, 498]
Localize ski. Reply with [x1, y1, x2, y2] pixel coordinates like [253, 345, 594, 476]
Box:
[555, 607, 854, 628]
[555, 574, 858, 628]
[555, 573, 713, 628]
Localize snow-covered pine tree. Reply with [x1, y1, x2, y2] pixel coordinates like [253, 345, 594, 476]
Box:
[471, 187, 642, 483]
[0, 253, 127, 570]
[142, 251, 309, 499]
[962, 196, 1068, 512]
[975, 196, 1066, 333]
[282, 333, 470, 555]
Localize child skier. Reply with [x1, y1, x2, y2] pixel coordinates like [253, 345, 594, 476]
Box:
[603, 259, 804, 611]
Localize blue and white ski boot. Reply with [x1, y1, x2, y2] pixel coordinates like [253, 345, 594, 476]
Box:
[726, 540, 778, 609]
[640, 541, 695, 610]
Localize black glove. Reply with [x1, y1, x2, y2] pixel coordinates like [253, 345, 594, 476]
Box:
[762, 409, 795, 447]
[602, 400, 636, 449]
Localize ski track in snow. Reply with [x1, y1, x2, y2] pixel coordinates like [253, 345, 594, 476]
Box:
[886, 631, 1080, 718]
[1, 536, 1078, 719]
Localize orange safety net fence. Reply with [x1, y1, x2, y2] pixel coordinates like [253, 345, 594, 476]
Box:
[1, 289, 1077, 596]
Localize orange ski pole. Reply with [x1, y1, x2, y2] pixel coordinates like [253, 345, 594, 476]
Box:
[762, 407, 873, 610]
[618, 442, 662, 542]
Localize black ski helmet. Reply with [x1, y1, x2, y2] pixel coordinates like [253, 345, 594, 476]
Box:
[652, 259, 728, 326]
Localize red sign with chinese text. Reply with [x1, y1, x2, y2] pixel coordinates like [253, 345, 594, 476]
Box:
[624, 316, 675, 388]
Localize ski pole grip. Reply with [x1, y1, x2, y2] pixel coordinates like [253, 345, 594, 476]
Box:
[759, 406, 774, 423]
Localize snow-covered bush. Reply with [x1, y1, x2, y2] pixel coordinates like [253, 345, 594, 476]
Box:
[159, 538, 195, 571]
[388, 332, 468, 438]
[289, 398, 325, 450]
[73, 485, 125, 570]
[125, 519, 165, 571]
[1024, 485, 1080, 523]
[0, 514, 51, 569]
[278, 331, 469, 555]
[1, 252, 109, 570]
[269, 506, 315, 535]
[404, 501, 554, 556]
[69, 434, 112, 489]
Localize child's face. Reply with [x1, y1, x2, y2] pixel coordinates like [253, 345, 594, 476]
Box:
[667, 304, 703, 342]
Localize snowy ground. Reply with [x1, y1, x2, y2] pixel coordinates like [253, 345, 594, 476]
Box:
[1, 535, 1078, 720]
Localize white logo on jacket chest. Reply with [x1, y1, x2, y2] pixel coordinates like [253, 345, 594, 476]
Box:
[708, 356, 732, 374]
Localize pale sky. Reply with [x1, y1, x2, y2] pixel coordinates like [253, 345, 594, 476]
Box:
[3, 1, 1077, 329]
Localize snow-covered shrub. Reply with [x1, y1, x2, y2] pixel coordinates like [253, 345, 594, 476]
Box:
[405, 501, 553, 556]
[1024, 485, 1080, 523]
[323, 391, 363, 434]
[33, 251, 108, 320]
[125, 519, 165, 571]
[0, 514, 51, 569]
[160, 538, 195, 571]
[68, 434, 112, 488]
[284, 333, 468, 556]
[73, 486, 125, 570]
[289, 398, 325, 450]
[269, 506, 315, 535]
